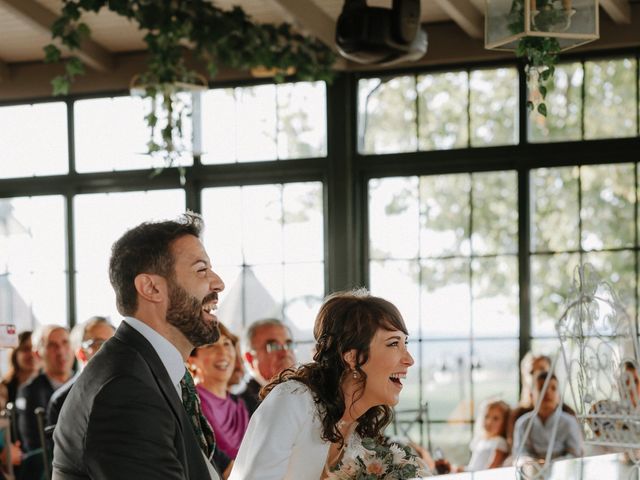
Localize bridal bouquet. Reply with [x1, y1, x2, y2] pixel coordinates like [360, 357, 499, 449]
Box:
[327, 437, 430, 479]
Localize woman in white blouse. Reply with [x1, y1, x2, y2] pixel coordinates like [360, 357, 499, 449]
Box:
[229, 289, 415, 480]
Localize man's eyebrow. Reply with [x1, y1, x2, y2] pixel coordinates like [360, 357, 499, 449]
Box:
[190, 259, 209, 267]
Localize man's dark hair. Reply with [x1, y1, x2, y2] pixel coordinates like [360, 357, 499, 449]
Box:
[109, 213, 203, 316]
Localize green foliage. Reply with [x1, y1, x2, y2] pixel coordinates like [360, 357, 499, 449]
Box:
[44, 0, 336, 168]
[508, 0, 567, 117]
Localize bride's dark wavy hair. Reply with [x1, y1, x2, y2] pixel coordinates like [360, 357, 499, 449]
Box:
[261, 288, 409, 447]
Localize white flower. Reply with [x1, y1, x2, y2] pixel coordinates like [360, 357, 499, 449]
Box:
[389, 443, 406, 465]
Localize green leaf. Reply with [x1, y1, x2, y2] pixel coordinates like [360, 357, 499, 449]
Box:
[66, 57, 85, 76]
[537, 102, 548, 117]
[51, 76, 70, 96]
[539, 85, 547, 98]
[43, 44, 61, 63]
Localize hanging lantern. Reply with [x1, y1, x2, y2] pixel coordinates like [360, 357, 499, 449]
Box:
[485, 0, 599, 51]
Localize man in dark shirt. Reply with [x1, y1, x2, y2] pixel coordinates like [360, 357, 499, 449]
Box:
[16, 325, 73, 451]
[46, 316, 115, 427]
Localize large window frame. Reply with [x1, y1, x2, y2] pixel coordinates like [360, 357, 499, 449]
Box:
[1, 46, 640, 458]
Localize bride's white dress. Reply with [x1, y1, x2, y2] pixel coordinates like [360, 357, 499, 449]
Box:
[229, 380, 362, 480]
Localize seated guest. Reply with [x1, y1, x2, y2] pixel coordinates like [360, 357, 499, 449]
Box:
[16, 325, 73, 452]
[513, 372, 583, 462]
[462, 400, 510, 471]
[507, 353, 551, 446]
[239, 318, 296, 415]
[189, 323, 249, 477]
[2, 331, 39, 406]
[46, 316, 115, 427]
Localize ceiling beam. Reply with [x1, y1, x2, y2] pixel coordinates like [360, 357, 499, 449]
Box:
[0, 0, 114, 72]
[0, 59, 9, 82]
[469, 0, 485, 14]
[600, 0, 631, 24]
[270, 0, 338, 52]
[434, 0, 484, 39]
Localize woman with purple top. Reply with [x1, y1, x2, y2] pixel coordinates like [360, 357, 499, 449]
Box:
[189, 322, 250, 467]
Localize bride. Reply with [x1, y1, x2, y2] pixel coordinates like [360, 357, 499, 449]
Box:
[229, 289, 415, 479]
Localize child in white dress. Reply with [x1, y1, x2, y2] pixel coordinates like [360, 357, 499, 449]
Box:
[463, 400, 510, 471]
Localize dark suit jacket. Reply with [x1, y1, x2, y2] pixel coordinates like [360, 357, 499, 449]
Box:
[238, 378, 261, 416]
[52, 321, 215, 479]
[47, 371, 81, 428]
[16, 372, 55, 451]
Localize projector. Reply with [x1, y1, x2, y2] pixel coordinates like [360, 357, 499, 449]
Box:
[336, 0, 428, 66]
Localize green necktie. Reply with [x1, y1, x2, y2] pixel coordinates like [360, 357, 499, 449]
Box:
[180, 369, 216, 459]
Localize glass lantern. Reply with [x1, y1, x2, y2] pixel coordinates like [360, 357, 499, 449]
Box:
[485, 0, 599, 51]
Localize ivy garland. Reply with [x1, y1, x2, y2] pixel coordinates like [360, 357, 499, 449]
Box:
[44, 0, 336, 167]
[507, 0, 567, 117]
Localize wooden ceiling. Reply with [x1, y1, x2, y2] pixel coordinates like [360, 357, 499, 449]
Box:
[0, 0, 638, 98]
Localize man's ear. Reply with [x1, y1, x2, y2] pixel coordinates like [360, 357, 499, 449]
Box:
[343, 349, 357, 370]
[244, 351, 255, 366]
[134, 273, 165, 303]
[76, 347, 88, 364]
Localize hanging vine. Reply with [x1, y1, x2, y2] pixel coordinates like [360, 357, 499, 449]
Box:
[44, 0, 336, 166]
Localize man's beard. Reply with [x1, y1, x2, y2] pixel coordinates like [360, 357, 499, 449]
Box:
[166, 279, 220, 347]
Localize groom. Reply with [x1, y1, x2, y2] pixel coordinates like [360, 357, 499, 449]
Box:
[52, 213, 225, 479]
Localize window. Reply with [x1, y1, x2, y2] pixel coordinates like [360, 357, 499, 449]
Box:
[201, 181, 324, 360]
[368, 172, 519, 462]
[0, 196, 67, 333]
[200, 82, 327, 164]
[529, 56, 638, 142]
[74, 96, 193, 172]
[358, 67, 519, 155]
[73, 190, 186, 324]
[0, 102, 68, 178]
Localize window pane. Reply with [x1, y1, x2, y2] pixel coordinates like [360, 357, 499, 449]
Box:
[0, 102, 68, 178]
[201, 85, 277, 163]
[369, 260, 420, 337]
[419, 174, 471, 258]
[583, 250, 636, 321]
[428, 423, 472, 467]
[283, 182, 323, 263]
[531, 253, 580, 336]
[473, 339, 519, 407]
[241, 185, 283, 264]
[358, 76, 417, 154]
[283, 262, 324, 342]
[470, 68, 519, 147]
[276, 82, 327, 159]
[0, 196, 66, 331]
[74, 190, 186, 323]
[75, 96, 193, 172]
[423, 341, 471, 422]
[531, 167, 580, 252]
[529, 62, 583, 143]
[584, 58, 638, 140]
[201, 182, 325, 335]
[417, 71, 469, 150]
[201, 187, 244, 266]
[471, 256, 519, 338]
[369, 177, 419, 260]
[581, 163, 635, 250]
[421, 258, 471, 338]
[471, 171, 518, 255]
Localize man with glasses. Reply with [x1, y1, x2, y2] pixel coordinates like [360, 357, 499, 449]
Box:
[46, 316, 115, 427]
[239, 318, 296, 415]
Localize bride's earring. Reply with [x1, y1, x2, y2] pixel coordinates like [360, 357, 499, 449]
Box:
[352, 368, 359, 379]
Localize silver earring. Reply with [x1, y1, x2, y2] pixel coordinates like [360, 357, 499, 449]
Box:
[352, 369, 358, 379]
